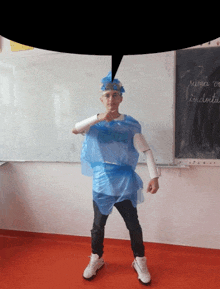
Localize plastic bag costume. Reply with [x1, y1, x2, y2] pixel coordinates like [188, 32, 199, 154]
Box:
[81, 114, 145, 215]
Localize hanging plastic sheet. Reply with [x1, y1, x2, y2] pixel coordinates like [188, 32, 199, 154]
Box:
[81, 115, 144, 215]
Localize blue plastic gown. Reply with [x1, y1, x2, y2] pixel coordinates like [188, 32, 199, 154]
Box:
[81, 115, 144, 215]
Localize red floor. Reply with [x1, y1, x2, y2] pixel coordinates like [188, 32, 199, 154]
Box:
[1, 229, 220, 289]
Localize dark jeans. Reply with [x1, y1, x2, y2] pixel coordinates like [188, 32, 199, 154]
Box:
[91, 199, 145, 258]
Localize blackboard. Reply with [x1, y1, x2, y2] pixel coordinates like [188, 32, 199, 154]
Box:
[175, 47, 220, 160]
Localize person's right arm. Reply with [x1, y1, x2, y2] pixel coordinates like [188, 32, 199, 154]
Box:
[72, 112, 116, 134]
[72, 115, 99, 134]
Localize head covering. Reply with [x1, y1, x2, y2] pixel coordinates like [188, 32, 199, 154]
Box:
[100, 71, 125, 94]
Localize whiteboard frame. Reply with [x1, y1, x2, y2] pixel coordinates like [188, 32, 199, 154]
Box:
[175, 158, 220, 167]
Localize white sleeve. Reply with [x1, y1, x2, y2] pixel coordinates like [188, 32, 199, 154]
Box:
[134, 133, 159, 179]
[75, 114, 99, 133]
[144, 150, 159, 179]
[133, 133, 150, 152]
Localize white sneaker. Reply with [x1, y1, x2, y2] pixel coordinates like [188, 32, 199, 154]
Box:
[132, 256, 151, 285]
[83, 253, 105, 280]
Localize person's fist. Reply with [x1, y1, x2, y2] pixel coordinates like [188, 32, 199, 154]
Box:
[147, 178, 159, 194]
[98, 112, 118, 122]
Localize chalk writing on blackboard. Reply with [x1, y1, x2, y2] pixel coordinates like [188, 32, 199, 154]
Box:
[189, 80, 209, 87]
[189, 94, 220, 104]
[187, 80, 220, 103]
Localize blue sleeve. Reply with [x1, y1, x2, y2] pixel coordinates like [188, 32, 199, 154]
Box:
[126, 115, 142, 134]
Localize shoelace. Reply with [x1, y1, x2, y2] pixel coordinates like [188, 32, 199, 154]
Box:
[133, 260, 148, 273]
[87, 256, 93, 267]
[87, 255, 100, 269]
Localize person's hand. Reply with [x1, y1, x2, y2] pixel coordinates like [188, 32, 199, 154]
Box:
[147, 178, 159, 194]
[72, 128, 79, 134]
[98, 111, 119, 122]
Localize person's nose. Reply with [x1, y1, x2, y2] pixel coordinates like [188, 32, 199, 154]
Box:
[108, 95, 114, 102]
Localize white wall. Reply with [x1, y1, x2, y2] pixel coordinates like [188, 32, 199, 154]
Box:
[1, 162, 220, 250]
[1, 36, 220, 250]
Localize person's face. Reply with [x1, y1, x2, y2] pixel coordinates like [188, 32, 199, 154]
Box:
[100, 90, 123, 111]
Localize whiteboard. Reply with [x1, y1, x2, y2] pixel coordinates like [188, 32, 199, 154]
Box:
[0, 51, 175, 165]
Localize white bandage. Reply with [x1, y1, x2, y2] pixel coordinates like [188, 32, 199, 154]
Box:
[133, 133, 150, 152]
[134, 133, 159, 179]
[144, 150, 159, 179]
[75, 114, 98, 133]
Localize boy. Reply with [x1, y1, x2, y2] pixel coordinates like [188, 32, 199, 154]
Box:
[72, 71, 159, 285]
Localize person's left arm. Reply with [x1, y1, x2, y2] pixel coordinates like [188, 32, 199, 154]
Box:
[134, 133, 159, 194]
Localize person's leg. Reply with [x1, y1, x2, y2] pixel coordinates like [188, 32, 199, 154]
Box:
[91, 200, 109, 258]
[114, 200, 145, 258]
[114, 200, 151, 285]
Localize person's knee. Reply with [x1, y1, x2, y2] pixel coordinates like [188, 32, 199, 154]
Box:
[91, 221, 105, 233]
[126, 220, 142, 232]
